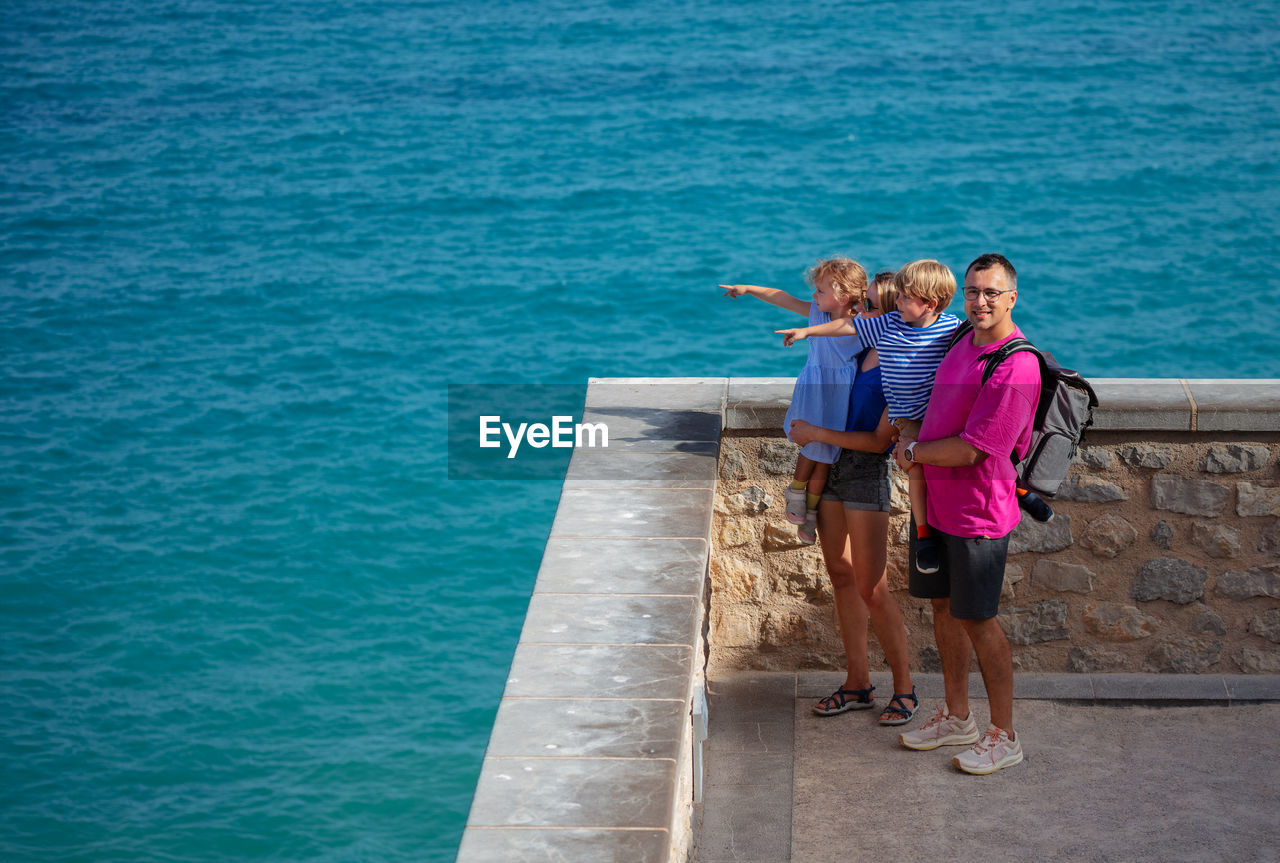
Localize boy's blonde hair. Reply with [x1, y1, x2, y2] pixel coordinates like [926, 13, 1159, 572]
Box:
[805, 257, 867, 310]
[893, 259, 956, 311]
[871, 270, 897, 312]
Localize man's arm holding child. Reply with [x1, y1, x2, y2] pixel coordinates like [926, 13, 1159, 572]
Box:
[893, 433, 986, 472]
[775, 317, 859, 346]
[720, 284, 811, 316]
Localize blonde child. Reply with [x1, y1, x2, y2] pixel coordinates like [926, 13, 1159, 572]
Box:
[722, 258, 866, 543]
[778, 260, 960, 572]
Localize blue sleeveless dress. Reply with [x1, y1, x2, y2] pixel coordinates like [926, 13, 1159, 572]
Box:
[782, 303, 861, 464]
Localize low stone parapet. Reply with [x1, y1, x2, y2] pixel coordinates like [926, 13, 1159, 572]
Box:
[711, 378, 1280, 678]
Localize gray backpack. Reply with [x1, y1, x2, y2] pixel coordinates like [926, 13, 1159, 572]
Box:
[946, 322, 1100, 498]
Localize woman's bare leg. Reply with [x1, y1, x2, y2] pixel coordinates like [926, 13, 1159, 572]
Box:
[817, 500, 870, 690]
[845, 508, 914, 714]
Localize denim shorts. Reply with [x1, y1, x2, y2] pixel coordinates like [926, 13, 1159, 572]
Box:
[908, 522, 1010, 620]
[821, 448, 891, 512]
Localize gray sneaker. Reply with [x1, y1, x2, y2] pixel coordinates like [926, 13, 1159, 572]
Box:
[898, 707, 980, 751]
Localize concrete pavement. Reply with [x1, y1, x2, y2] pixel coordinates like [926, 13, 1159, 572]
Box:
[697, 671, 1280, 863]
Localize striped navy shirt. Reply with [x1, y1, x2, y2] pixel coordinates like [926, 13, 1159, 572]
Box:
[855, 311, 963, 422]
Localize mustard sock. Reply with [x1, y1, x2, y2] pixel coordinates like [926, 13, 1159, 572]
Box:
[789, 480, 807, 491]
[806, 493, 820, 510]
[916, 524, 932, 540]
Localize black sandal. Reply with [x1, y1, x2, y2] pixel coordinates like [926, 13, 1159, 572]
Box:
[813, 685, 875, 716]
[877, 686, 918, 726]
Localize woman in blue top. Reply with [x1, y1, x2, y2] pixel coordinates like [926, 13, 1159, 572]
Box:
[790, 273, 918, 726]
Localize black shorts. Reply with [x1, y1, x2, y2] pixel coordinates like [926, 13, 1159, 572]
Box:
[821, 449, 891, 512]
[908, 522, 1010, 620]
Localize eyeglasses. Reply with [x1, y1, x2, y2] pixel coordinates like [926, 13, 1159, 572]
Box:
[863, 296, 877, 311]
[962, 287, 1015, 302]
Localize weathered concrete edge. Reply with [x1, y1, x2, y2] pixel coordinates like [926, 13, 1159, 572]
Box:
[456, 381, 726, 863]
[724, 376, 1280, 432]
[457, 376, 1280, 863]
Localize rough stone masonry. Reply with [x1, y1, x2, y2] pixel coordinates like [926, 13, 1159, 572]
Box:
[710, 431, 1280, 676]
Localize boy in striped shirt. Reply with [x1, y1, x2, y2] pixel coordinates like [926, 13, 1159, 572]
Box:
[778, 259, 961, 575]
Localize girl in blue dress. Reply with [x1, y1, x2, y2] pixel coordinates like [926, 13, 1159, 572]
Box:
[721, 257, 866, 543]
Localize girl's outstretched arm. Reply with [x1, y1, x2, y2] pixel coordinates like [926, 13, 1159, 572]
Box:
[720, 284, 810, 316]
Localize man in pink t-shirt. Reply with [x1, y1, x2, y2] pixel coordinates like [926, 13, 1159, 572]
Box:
[891, 254, 1040, 775]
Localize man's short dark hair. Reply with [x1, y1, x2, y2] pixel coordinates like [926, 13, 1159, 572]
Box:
[965, 253, 1017, 291]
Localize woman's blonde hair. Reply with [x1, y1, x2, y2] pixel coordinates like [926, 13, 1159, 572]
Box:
[805, 257, 867, 311]
[871, 270, 897, 312]
[892, 259, 956, 311]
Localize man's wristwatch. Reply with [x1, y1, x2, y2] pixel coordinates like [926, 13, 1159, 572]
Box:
[904, 441, 917, 463]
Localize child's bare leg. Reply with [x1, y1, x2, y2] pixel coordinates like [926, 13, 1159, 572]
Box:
[792, 454, 816, 484]
[893, 418, 929, 531]
[785, 455, 816, 524]
[907, 465, 927, 530]
[806, 461, 830, 506]
[795, 458, 828, 546]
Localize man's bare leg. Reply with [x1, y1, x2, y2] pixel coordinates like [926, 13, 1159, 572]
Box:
[961, 616, 1014, 733]
[933, 598, 972, 721]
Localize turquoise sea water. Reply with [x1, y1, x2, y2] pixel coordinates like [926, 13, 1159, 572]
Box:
[3, 1, 1279, 860]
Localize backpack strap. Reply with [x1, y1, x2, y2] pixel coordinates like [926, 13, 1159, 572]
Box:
[945, 319, 974, 353]
[979, 337, 1040, 385]
[976, 337, 1044, 467]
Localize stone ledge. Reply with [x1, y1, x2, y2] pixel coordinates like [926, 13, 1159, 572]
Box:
[533, 538, 708, 599]
[456, 829, 670, 862]
[725, 378, 792, 430]
[1090, 379, 1193, 431]
[487, 698, 689, 759]
[505, 644, 694, 700]
[519, 594, 700, 646]
[1090, 673, 1228, 702]
[549, 488, 715, 539]
[581, 379, 725, 443]
[564, 449, 718, 489]
[724, 376, 1280, 433]
[1224, 674, 1280, 701]
[1186, 379, 1280, 431]
[468, 757, 678, 828]
[459, 380, 717, 863]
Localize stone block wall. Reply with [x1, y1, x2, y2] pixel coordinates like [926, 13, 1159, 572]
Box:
[710, 430, 1280, 676]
